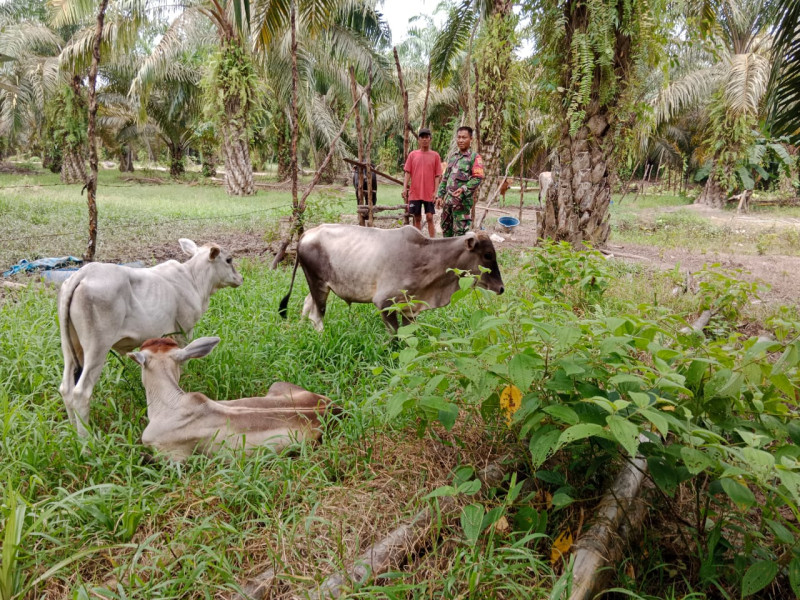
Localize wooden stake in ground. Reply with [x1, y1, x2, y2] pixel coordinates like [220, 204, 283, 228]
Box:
[349, 65, 365, 226]
[83, 0, 109, 262]
[475, 144, 528, 230]
[270, 92, 365, 268]
[365, 62, 374, 227]
[393, 47, 410, 161]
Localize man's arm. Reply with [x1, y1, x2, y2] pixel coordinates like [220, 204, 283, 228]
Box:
[462, 153, 484, 194]
[402, 171, 411, 201]
[436, 160, 450, 199]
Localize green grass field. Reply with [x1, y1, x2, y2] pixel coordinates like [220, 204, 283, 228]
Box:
[2, 171, 800, 599]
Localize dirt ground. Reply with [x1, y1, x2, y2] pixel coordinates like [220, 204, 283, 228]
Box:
[66, 198, 799, 308]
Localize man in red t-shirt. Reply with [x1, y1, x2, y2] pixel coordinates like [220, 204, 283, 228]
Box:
[402, 128, 442, 238]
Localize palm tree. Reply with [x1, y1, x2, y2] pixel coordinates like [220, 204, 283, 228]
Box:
[0, 4, 67, 169]
[653, 0, 778, 207]
[768, 0, 800, 138]
[531, 0, 667, 245]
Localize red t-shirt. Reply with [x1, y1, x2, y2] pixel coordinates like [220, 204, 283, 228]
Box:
[404, 150, 442, 202]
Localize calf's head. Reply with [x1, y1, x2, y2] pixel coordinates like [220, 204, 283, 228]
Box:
[179, 238, 244, 290]
[128, 336, 222, 386]
[462, 232, 504, 295]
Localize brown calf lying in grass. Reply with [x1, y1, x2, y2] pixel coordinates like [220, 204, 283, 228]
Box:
[128, 337, 334, 461]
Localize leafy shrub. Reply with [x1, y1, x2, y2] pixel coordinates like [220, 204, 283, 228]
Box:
[377, 244, 800, 597]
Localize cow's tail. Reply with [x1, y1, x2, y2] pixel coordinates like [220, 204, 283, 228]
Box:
[278, 249, 302, 319]
[58, 271, 84, 384]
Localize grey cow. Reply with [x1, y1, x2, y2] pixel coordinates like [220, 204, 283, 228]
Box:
[278, 224, 504, 331]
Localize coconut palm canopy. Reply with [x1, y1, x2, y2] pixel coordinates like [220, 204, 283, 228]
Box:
[0, 0, 796, 207]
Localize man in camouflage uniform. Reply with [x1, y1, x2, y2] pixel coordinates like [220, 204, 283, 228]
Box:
[435, 126, 485, 237]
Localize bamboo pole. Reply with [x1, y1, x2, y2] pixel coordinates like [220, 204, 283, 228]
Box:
[83, 0, 109, 262]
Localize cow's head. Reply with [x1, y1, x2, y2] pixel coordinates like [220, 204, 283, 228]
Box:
[180, 238, 244, 290]
[463, 232, 504, 295]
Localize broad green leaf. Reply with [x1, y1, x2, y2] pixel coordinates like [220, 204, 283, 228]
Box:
[716, 371, 745, 398]
[770, 373, 796, 398]
[647, 456, 678, 496]
[543, 405, 579, 425]
[778, 469, 800, 504]
[765, 519, 795, 545]
[514, 506, 540, 532]
[629, 392, 651, 408]
[609, 374, 645, 388]
[509, 353, 539, 391]
[720, 477, 756, 510]
[425, 485, 457, 499]
[398, 347, 417, 365]
[554, 325, 581, 349]
[681, 447, 713, 475]
[735, 429, 765, 447]
[558, 358, 585, 377]
[529, 426, 561, 468]
[641, 408, 670, 436]
[789, 557, 800, 598]
[481, 506, 504, 530]
[386, 392, 411, 419]
[460, 503, 484, 546]
[551, 491, 574, 509]
[558, 423, 606, 446]
[773, 343, 799, 375]
[437, 402, 459, 431]
[741, 560, 778, 597]
[457, 479, 481, 495]
[607, 415, 640, 457]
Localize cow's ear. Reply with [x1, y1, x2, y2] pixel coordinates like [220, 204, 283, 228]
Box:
[208, 245, 221, 260]
[177, 337, 221, 362]
[464, 232, 477, 250]
[128, 351, 147, 367]
[179, 238, 198, 256]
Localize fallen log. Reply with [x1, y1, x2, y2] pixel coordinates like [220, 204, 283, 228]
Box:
[568, 451, 650, 600]
[303, 460, 508, 599]
[231, 460, 509, 600]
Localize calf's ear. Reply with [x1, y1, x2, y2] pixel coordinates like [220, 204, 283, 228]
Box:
[179, 238, 198, 256]
[128, 351, 147, 367]
[177, 336, 221, 362]
[463, 232, 477, 250]
[208, 245, 221, 260]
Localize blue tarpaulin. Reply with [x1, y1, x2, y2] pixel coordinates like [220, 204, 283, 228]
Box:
[2, 256, 83, 278]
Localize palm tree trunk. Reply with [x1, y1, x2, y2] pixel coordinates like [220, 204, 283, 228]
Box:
[542, 114, 612, 246]
[168, 143, 185, 177]
[696, 174, 726, 208]
[61, 149, 86, 184]
[118, 145, 134, 172]
[473, 6, 515, 210]
[221, 118, 254, 195]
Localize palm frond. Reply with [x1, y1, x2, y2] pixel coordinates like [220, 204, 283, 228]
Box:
[768, 0, 800, 137]
[430, 0, 476, 85]
[653, 65, 723, 124]
[724, 51, 770, 115]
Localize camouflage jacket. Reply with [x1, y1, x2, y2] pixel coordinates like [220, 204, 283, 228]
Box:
[436, 150, 484, 210]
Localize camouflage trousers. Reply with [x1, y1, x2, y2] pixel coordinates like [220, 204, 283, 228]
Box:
[441, 205, 472, 237]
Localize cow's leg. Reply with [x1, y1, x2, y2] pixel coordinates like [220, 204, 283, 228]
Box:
[59, 356, 78, 426]
[70, 344, 109, 437]
[375, 296, 401, 333]
[301, 280, 330, 332]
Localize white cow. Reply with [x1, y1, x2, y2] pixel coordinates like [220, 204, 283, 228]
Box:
[128, 336, 334, 462]
[58, 239, 243, 437]
[538, 171, 554, 206]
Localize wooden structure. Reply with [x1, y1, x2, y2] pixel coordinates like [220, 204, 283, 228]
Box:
[345, 158, 410, 225]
